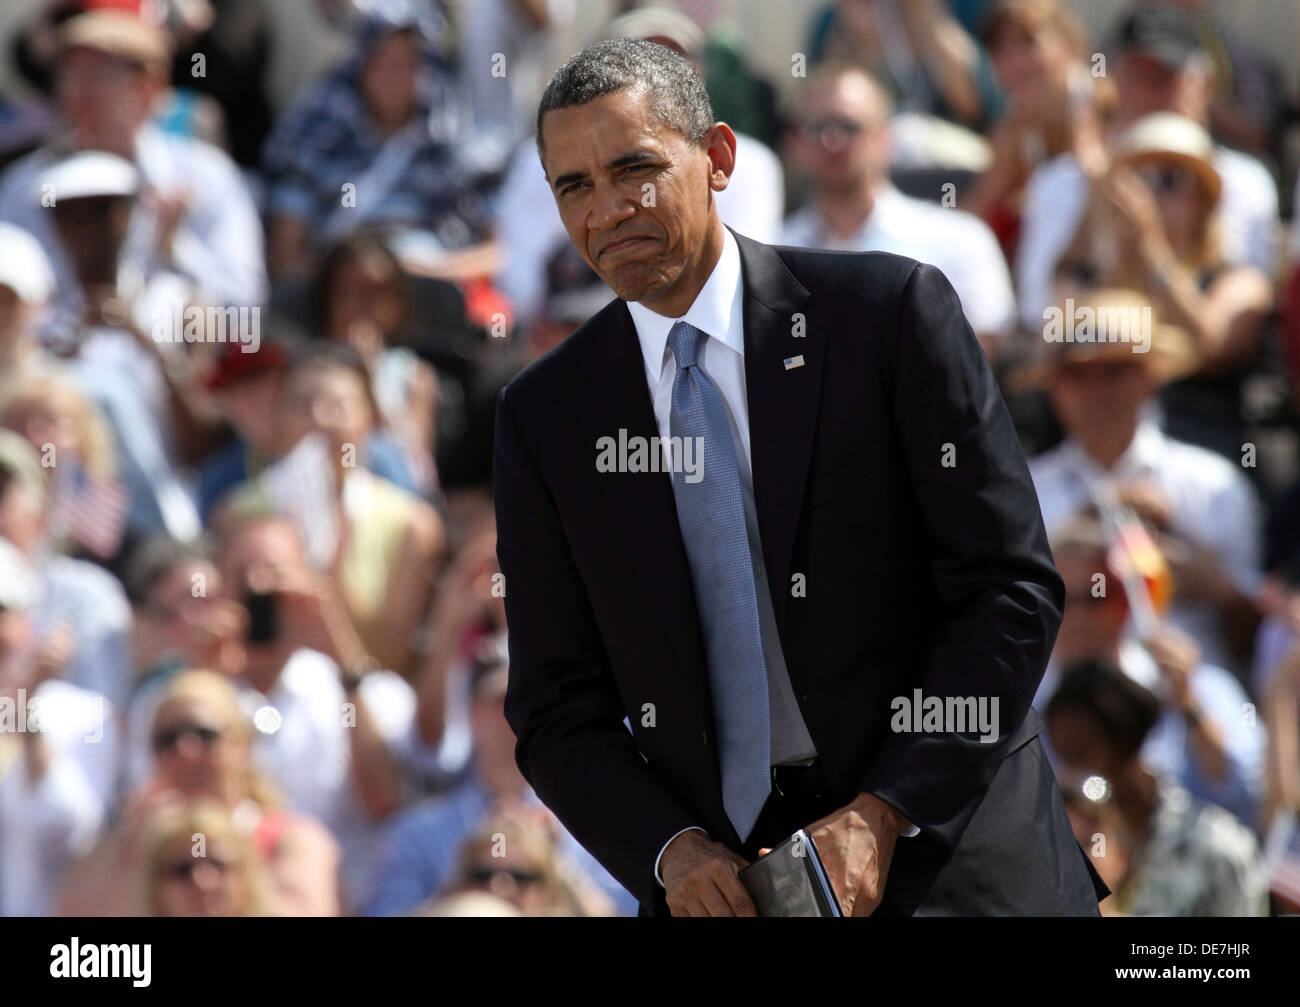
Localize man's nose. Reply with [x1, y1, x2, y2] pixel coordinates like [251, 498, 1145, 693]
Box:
[587, 178, 637, 232]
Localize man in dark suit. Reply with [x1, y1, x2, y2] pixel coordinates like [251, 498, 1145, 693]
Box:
[493, 38, 1106, 917]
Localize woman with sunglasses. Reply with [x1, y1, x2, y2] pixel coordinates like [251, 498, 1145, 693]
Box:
[1054, 112, 1274, 463]
[141, 799, 270, 918]
[59, 668, 340, 915]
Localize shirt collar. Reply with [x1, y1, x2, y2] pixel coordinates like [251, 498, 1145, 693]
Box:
[626, 227, 744, 384]
[1060, 412, 1166, 483]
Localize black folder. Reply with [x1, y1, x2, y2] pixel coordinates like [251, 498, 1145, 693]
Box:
[738, 828, 844, 917]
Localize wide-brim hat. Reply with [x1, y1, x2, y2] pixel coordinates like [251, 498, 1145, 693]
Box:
[1112, 112, 1221, 206]
[59, 9, 172, 78]
[1008, 287, 1199, 392]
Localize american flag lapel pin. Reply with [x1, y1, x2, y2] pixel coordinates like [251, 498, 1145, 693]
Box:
[783, 354, 805, 370]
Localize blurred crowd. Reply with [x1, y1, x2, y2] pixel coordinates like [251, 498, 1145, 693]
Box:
[1, 0, 1300, 917]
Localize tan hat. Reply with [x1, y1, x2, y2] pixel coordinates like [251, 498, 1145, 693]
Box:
[1009, 287, 1199, 392]
[1113, 112, 1221, 206]
[59, 10, 172, 78]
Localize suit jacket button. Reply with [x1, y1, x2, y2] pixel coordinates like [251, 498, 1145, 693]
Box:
[702, 730, 710, 747]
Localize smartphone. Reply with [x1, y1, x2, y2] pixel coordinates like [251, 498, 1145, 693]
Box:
[245, 589, 280, 644]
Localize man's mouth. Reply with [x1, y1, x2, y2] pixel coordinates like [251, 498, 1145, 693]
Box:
[599, 235, 653, 258]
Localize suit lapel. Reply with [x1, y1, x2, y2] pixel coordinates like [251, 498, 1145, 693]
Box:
[578, 301, 712, 699]
[733, 229, 817, 631]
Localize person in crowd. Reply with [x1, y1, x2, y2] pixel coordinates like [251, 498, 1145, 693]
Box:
[1053, 113, 1273, 462]
[493, 4, 785, 329]
[60, 668, 340, 916]
[363, 651, 636, 917]
[125, 535, 247, 698]
[216, 344, 445, 676]
[432, 807, 602, 917]
[460, 0, 562, 144]
[1256, 609, 1300, 841]
[1024, 289, 1262, 676]
[781, 63, 1015, 360]
[137, 799, 271, 916]
[805, 0, 1001, 132]
[126, 514, 466, 909]
[967, 0, 1110, 261]
[1015, 4, 1278, 330]
[261, 0, 508, 279]
[195, 337, 295, 525]
[311, 231, 438, 496]
[0, 536, 112, 917]
[0, 223, 57, 403]
[1151, 0, 1285, 162]
[0, 429, 132, 710]
[2, 373, 131, 567]
[1048, 659, 1268, 916]
[22, 150, 215, 543]
[0, 5, 266, 315]
[1039, 516, 1264, 827]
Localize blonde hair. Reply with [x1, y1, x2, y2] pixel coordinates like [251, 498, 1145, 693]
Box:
[152, 669, 283, 813]
[451, 811, 589, 917]
[139, 799, 271, 917]
[0, 372, 117, 480]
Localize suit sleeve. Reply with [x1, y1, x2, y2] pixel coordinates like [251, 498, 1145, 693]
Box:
[493, 385, 704, 908]
[858, 262, 1065, 853]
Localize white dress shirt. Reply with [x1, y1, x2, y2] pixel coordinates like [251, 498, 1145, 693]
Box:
[1028, 416, 1263, 671]
[628, 230, 917, 888]
[781, 184, 1014, 344]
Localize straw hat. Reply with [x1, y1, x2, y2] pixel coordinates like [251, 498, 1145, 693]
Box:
[59, 10, 172, 79]
[1008, 287, 1199, 392]
[1112, 112, 1221, 206]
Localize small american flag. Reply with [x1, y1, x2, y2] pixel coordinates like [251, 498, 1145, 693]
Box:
[48, 467, 129, 561]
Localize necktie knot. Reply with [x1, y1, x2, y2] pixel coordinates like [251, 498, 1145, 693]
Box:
[668, 320, 707, 371]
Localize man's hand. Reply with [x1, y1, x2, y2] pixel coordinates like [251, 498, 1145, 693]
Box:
[808, 793, 903, 916]
[660, 830, 756, 917]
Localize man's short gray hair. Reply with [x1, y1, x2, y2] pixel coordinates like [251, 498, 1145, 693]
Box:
[535, 38, 714, 164]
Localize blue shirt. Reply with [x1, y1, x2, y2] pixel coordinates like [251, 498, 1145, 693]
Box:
[362, 778, 639, 917]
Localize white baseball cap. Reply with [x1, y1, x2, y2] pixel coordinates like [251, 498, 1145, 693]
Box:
[44, 150, 141, 203]
[0, 223, 55, 305]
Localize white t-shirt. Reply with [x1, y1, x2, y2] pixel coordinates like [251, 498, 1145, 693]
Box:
[1029, 419, 1263, 671]
[0, 678, 117, 916]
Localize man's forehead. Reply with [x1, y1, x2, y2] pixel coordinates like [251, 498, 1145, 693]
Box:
[541, 92, 672, 172]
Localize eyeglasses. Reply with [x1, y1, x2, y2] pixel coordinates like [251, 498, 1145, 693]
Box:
[152, 723, 222, 752]
[465, 866, 544, 887]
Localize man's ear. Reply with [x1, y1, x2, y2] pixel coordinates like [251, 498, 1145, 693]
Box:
[704, 122, 738, 193]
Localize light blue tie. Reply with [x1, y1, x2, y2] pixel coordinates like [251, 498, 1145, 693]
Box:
[667, 320, 771, 841]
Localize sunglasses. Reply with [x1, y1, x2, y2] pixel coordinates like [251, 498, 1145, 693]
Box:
[798, 117, 869, 144]
[1135, 163, 1197, 196]
[465, 866, 544, 887]
[152, 723, 222, 752]
[158, 854, 234, 881]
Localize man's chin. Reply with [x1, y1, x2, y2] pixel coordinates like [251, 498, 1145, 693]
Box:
[603, 264, 670, 305]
